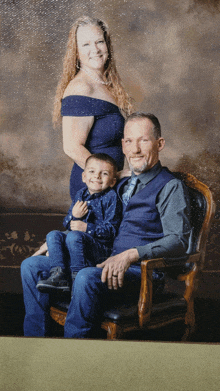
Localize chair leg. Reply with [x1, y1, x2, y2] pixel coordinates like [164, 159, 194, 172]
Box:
[181, 300, 196, 341]
[102, 321, 124, 340]
[182, 323, 196, 341]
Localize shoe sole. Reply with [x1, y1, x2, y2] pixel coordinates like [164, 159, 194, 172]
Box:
[36, 283, 70, 293]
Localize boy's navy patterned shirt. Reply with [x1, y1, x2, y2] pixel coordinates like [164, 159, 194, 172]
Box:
[63, 187, 122, 248]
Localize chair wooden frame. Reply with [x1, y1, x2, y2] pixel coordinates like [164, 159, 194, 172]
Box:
[50, 173, 216, 340]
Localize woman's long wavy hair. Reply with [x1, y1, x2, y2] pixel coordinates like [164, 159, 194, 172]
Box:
[53, 16, 133, 127]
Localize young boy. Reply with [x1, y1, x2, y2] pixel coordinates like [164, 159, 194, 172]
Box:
[36, 153, 122, 293]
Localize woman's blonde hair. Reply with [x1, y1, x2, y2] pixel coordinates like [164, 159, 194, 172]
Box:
[53, 16, 133, 127]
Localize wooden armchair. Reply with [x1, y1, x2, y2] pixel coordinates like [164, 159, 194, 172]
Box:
[50, 173, 216, 340]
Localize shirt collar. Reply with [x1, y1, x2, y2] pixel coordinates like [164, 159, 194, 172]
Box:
[84, 187, 111, 199]
[131, 161, 162, 185]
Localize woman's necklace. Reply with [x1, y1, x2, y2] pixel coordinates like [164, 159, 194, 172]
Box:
[81, 67, 110, 86]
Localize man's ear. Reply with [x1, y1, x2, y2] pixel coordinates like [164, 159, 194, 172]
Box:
[82, 172, 86, 183]
[157, 137, 165, 152]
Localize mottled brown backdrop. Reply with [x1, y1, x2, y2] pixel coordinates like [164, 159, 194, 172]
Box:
[1, 0, 220, 295]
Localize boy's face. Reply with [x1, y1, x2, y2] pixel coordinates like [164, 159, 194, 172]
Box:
[82, 158, 116, 194]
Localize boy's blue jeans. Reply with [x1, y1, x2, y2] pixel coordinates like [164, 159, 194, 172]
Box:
[46, 230, 111, 273]
[20, 255, 143, 338]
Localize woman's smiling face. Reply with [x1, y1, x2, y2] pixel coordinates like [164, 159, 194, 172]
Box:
[76, 24, 108, 72]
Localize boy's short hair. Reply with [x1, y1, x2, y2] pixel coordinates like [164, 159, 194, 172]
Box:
[85, 153, 118, 177]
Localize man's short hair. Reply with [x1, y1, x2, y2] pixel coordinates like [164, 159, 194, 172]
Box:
[85, 153, 118, 176]
[125, 112, 161, 139]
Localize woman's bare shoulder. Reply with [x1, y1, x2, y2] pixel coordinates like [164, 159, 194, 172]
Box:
[63, 77, 94, 99]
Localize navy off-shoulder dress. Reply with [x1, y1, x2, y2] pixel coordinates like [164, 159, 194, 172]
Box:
[61, 95, 125, 200]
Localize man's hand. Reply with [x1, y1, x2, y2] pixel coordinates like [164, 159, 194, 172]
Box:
[96, 248, 139, 290]
[32, 242, 49, 256]
[70, 220, 87, 232]
[72, 201, 88, 218]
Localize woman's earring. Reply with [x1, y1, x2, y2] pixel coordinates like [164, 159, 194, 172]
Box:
[76, 59, 80, 69]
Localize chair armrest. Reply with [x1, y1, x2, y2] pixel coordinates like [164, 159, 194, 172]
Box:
[141, 252, 201, 273]
[138, 253, 201, 327]
[177, 252, 200, 281]
[138, 258, 165, 327]
[140, 258, 166, 270]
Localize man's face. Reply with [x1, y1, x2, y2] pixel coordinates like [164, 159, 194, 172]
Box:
[122, 118, 165, 175]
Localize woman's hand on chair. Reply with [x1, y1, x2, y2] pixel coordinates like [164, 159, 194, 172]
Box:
[117, 169, 131, 180]
[32, 242, 49, 256]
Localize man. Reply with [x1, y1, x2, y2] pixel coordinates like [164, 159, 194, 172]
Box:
[21, 112, 192, 338]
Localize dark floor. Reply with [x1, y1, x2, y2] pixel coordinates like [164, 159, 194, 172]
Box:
[0, 292, 220, 342]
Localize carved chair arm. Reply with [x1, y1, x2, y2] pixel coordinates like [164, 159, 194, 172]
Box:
[138, 258, 165, 327]
[138, 253, 201, 327]
[140, 258, 166, 270]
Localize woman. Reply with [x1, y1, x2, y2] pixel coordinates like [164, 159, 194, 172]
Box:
[34, 16, 132, 255]
[54, 15, 132, 200]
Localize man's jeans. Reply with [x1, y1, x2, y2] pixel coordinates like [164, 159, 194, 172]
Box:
[21, 255, 143, 338]
[46, 230, 111, 273]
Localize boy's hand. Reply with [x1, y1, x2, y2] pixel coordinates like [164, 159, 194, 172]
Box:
[70, 220, 87, 232]
[72, 200, 88, 218]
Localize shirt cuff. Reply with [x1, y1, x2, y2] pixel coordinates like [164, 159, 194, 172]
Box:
[63, 215, 72, 229]
[136, 244, 154, 260]
[86, 223, 96, 237]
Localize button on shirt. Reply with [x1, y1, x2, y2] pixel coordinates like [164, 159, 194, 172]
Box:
[63, 187, 122, 247]
[120, 161, 192, 261]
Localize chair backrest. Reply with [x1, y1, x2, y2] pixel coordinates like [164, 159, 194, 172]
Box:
[174, 172, 216, 268]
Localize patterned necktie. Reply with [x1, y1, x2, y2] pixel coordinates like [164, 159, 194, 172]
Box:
[122, 176, 139, 206]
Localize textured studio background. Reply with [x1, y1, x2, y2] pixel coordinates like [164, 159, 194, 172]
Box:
[1, 0, 220, 212]
[0, 0, 220, 288]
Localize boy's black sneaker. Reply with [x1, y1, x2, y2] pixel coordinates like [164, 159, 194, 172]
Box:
[36, 266, 70, 293]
